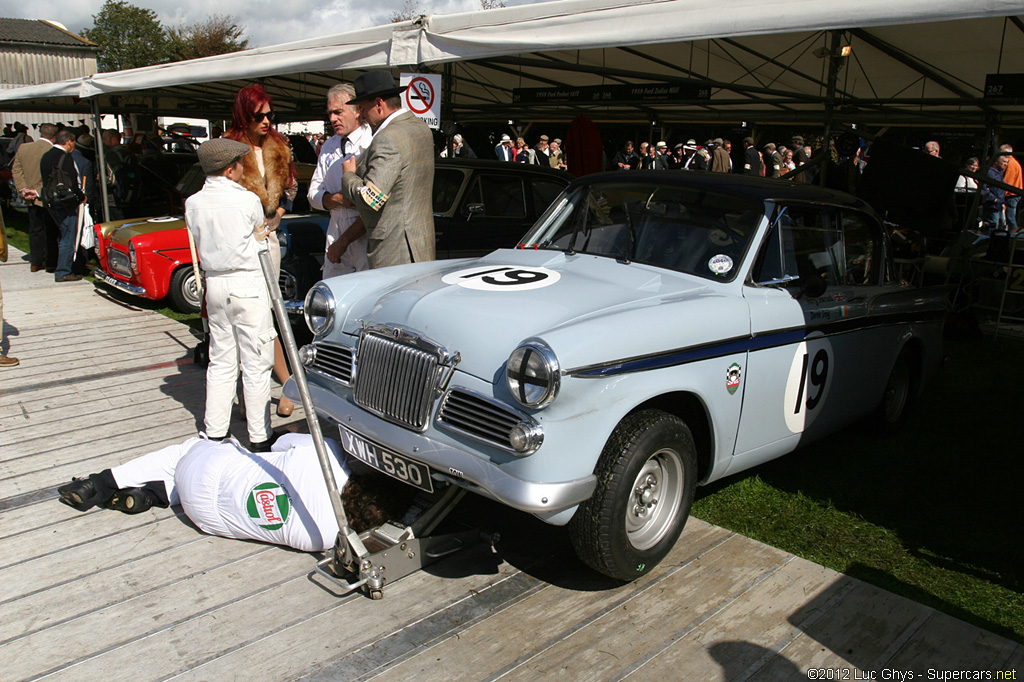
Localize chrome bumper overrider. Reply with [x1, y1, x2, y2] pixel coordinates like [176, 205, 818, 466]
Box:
[93, 269, 146, 296]
[284, 379, 596, 519]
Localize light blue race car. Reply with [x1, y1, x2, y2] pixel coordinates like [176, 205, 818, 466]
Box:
[288, 171, 947, 580]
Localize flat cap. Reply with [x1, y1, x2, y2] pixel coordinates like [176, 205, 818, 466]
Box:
[539, 134, 549, 141]
[656, 140, 667, 149]
[197, 138, 250, 174]
[500, 134, 511, 142]
[553, 138, 562, 144]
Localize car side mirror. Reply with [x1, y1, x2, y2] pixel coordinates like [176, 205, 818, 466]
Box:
[466, 203, 485, 221]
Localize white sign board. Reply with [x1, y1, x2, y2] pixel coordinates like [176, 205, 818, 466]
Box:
[401, 73, 441, 130]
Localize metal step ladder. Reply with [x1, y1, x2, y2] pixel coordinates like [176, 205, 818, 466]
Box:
[993, 233, 1024, 338]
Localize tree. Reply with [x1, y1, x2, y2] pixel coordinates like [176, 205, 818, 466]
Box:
[391, 0, 503, 23]
[166, 15, 250, 62]
[81, 0, 168, 72]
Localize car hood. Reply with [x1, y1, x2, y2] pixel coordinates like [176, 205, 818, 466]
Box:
[101, 216, 185, 245]
[324, 249, 750, 382]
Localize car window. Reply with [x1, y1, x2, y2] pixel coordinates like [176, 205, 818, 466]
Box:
[463, 175, 527, 218]
[531, 179, 566, 216]
[841, 211, 881, 286]
[757, 205, 842, 287]
[433, 168, 466, 214]
[521, 182, 763, 281]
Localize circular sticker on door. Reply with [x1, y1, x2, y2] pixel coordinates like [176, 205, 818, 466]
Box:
[442, 265, 561, 291]
[783, 337, 834, 433]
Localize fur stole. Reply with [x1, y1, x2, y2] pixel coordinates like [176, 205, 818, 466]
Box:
[236, 133, 292, 217]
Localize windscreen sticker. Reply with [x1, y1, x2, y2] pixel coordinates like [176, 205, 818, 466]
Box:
[783, 338, 834, 433]
[708, 254, 734, 276]
[442, 265, 561, 291]
[147, 217, 180, 223]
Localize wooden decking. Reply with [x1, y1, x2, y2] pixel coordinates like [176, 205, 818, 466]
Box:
[1, 245, 1020, 682]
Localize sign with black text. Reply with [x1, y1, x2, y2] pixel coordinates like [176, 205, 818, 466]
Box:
[401, 73, 441, 129]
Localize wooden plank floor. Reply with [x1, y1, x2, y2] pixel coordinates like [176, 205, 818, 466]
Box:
[1, 246, 1020, 682]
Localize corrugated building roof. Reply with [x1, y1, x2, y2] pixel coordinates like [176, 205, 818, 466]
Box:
[0, 18, 95, 48]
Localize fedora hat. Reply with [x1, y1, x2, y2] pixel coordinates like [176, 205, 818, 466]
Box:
[347, 71, 407, 104]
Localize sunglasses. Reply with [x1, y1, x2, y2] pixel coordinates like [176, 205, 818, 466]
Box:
[253, 110, 276, 123]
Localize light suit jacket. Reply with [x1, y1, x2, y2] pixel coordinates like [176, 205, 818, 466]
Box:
[341, 110, 435, 268]
[11, 139, 53, 206]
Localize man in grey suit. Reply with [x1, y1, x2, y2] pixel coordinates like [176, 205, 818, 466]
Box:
[340, 71, 435, 268]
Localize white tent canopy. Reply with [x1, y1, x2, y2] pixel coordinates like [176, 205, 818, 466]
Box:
[0, 0, 1021, 128]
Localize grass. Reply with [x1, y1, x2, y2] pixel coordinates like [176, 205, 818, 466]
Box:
[691, 335, 1024, 642]
[5, 201, 1021, 639]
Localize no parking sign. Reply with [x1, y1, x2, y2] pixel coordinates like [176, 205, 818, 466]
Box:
[401, 73, 441, 129]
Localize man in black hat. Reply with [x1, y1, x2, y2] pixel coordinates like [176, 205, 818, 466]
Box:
[340, 71, 435, 268]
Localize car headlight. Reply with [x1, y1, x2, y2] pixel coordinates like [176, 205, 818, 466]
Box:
[128, 241, 138, 273]
[304, 283, 335, 336]
[506, 340, 560, 408]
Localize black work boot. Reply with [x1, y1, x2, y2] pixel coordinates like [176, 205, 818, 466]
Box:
[57, 471, 117, 511]
[107, 488, 159, 515]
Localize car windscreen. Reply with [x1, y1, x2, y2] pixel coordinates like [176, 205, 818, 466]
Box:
[520, 182, 765, 281]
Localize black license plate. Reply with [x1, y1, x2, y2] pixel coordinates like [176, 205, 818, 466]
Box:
[338, 425, 434, 493]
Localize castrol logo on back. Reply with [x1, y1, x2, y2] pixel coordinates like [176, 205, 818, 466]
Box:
[246, 482, 291, 530]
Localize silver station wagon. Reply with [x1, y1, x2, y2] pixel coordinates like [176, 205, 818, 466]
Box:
[291, 172, 946, 580]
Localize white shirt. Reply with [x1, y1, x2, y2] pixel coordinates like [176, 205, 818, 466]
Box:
[308, 124, 373, 277]
[185, 175, 265, 274]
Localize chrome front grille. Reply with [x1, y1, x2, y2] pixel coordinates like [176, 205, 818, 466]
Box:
[353, 326, 456, 431]
[437, 388, 533, 453]
[107, 249, 132, 278]
[279, 271, 297, 301]
[310, 341, 355, 384]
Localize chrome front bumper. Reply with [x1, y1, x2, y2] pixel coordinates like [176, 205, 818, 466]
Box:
[284, 378, 596, 523]
[93, 268, 146, 296]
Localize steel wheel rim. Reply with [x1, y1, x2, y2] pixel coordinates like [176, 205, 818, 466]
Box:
[184, 273, 200, 309]
[883, 361, 909, 424]
[624, 447, 684, 550]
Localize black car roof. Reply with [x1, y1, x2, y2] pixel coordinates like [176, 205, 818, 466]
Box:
[570, 170, 872, 211]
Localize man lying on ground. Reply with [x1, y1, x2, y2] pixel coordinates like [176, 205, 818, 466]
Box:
[57, 433, 412, 552]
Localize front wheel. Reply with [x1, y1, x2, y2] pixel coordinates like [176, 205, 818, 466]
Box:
[168, 266, 201, 314]
[873, 350, 913, 434]
[569, 410, 697, 580]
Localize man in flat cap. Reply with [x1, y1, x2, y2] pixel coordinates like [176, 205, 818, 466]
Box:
[340, 71, 435, 268]
[186, 138, 276, 451]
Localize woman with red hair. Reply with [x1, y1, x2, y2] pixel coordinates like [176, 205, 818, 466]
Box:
[224, 84, 299, 416]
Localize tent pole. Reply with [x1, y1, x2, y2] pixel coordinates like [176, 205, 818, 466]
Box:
[90, 98, 111, 222]
[821, 30, 843, 187]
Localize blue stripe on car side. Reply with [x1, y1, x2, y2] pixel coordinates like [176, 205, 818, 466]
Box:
[567, 308, 944, 378]
[569, 328, 805, 377]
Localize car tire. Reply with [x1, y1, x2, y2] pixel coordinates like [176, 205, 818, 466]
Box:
[873, 350, 913, 434]
[569, 409, 697, 581]
[168, 266, 201, 314]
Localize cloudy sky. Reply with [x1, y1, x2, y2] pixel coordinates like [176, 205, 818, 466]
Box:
[9, 0, 550, 48]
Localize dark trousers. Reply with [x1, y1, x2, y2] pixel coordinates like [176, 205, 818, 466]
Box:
[26, 204, 58, 268]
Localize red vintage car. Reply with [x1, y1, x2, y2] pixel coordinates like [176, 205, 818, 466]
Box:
[92, 161, 320, 313]
[92, 215, 203, 312]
